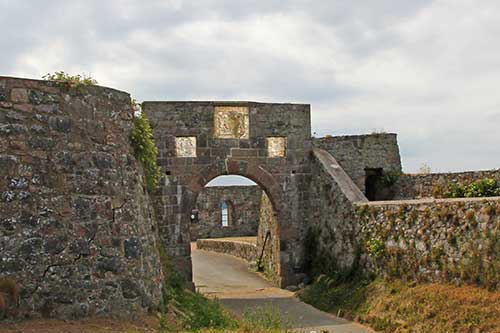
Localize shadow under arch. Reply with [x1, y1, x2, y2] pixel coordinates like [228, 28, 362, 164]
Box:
[183, 159, 289, 286]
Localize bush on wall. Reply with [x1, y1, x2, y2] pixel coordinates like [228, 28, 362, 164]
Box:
[130, 112, 161, 192]
[444, 178, 500, 198]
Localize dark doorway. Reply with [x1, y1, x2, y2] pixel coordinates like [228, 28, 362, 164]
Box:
[365, 168, 383, 201]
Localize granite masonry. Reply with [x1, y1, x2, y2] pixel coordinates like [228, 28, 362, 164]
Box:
[0, 77, 162, 319]
[1, 75, 499, 320]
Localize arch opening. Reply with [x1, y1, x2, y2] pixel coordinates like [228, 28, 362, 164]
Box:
[191, 173, 283, 289]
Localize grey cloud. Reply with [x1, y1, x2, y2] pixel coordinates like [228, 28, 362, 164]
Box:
[1, 0, 499, 174]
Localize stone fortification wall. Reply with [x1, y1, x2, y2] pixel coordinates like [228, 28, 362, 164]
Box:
[192, 185, 261, 240]
[0, 77, 162, 318]
[308, 148, 499, 289]
[355, 197, 500, 288]
[312, 133, 402, 194]
[394, 169, 500, 199]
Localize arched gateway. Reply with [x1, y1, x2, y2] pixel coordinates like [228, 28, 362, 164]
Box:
[144, 101, 311, 287]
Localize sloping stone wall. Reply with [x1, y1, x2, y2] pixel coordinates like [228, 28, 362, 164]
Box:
[0, 77, 162, 318]
[313, 134, 402, 194]
[394, 170, 500, 199]
[192, 185, 261, 240]
[306, 149, 368, 275]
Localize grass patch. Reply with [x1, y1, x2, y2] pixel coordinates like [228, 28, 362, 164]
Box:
[160, 270, 237, 332]
[298, 277, 500, 332]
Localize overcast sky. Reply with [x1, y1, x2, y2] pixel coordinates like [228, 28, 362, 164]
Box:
[1, 0, 499, 185]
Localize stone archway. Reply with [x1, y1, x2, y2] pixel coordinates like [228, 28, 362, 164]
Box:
[144, 101, 312, 287]
[183, 161, 286, 285]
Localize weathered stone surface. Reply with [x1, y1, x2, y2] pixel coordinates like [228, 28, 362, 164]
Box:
[355, 197, 500, 286]
[196, 238, 257, 262]
[256, 191, 281, 285]
[394, 169, 500, 199]
[192, 185, 261, 240]
[0, 76, 162, 319]
[313, 134, 402, 195]
[144, 101, 312, 287]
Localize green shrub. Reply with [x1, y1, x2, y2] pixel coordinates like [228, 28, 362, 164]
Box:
[366, 237, 385, 259]
[130, 112, 161, 192]
[444, 179, 500, 198]
[42, 71, 97, 89]
[381, 170, 402, 187]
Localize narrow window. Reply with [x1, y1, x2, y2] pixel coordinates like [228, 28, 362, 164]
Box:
[221, 201, 229, 227]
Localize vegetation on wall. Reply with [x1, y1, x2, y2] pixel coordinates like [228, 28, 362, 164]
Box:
[356, 201, 500, 290]
[130, 112, 161, 192]
[380, 170, 402, 187]
[42, 71, 97, 90]
[443, 178, 500, 198]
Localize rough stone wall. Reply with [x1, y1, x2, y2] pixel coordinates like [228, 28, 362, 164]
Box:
[196, 239, 257, 262]
[313, 134, 402, 194]
[394, 169, 500, 199]
[308, 149, 499, 289]
[355, 197, 500, 288]
[192, 185, 261, 240]
[256, 191, 281, 286]
[306, 149, 368, 275]
[0, 77, 162, 318]
[144, 101, 312, 287]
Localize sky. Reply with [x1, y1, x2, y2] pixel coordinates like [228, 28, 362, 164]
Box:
[1, 0, 499, 187]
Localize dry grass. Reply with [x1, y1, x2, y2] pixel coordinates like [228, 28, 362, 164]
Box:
[300, 278, 500, 333]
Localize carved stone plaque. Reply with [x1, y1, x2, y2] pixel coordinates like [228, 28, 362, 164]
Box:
[214, 106, 249, 139]
[176, 136, 197, 157]
[267, 137, 286, 157]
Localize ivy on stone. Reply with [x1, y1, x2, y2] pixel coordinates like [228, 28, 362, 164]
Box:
[130, 112, 160, 192]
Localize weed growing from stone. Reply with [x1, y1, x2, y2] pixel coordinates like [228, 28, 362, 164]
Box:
[130, 112, 161, 192]
[42, 71, 97, 89]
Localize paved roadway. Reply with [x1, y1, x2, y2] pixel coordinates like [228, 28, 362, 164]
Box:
[192, 243, 373, 333]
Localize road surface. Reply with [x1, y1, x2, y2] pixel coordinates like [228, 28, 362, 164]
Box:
[192, 243, 373, 333]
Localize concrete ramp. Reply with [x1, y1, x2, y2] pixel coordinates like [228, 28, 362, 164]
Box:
[192, 243, 373, 332]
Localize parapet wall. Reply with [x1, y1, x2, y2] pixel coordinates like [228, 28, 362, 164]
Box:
[0, 77, 162, 318]
[355, 197, 500, 288]
[196, 239, 257, 262]
[394, 169, 500, 199]
[192, 185, 261, 240]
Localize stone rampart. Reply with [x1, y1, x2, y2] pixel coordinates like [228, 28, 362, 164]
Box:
[355, 197, 500, 288]
[0, 76, 162, 318]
